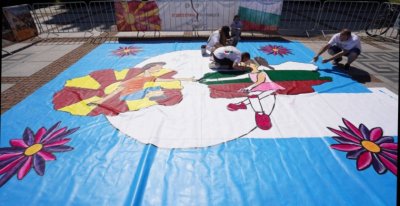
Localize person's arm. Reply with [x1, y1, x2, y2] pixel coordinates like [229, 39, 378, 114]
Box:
[322, 51, 345, 63]
[313, 44, 330, 62]
[232, 62, 249, 71]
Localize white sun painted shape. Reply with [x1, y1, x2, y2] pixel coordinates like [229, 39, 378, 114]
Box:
[106, 50, 398, 149]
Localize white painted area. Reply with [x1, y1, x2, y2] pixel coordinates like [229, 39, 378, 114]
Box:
[249, 87, 398, 139]
[106, 50, 398, 149]
[270, 61, 318, 71]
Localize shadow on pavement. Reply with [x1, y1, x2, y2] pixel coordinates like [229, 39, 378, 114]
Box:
[320, 64, 373, 84]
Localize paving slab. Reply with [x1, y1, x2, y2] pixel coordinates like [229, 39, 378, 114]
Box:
[1, 84, 14, 92]
[1, 61, 53, 77]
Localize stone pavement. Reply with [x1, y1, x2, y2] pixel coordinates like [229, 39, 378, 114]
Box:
[1, 33, 399, 114]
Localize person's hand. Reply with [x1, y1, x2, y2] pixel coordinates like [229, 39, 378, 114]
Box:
[322, 59, 330, 63]
[312, 56, 319, 62]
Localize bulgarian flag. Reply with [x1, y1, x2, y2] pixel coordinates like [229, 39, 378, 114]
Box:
[199, 70, 332, 99]
[238, 0, 283, 32]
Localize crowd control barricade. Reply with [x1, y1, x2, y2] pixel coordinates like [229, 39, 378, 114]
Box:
[31, 1, 93, 36]
[89, 0, 116, 33]
[279, 0, 321, 37]
[316, 1, 379, 37]
[365, 2, 399, 42]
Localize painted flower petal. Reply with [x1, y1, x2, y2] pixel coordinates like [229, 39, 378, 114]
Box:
[378, 154, 397, 176]
[44, 145, 74, 153]
[380, 143, 398, 151]
[359, 124, 370, 140]
[0, 152, 23, 161]
[371, 153, 387, 174]
[33, 154, 45, 176]
[44, 138, 71, 147]
[41, 127, 67, 143]
[44, 127, 79, 144]
[37, 151, 56, 161]
[41, 122, 61, 142]
[17, 156, 32, 180]
[357, 151, 372, 170]
[34, 127, 47, 144]
[381, 151, 397, 162]
[22, 127, 35, 145]
[0, 156, 26, 175]
[0, 155, 22, 168]
[331, 144, 362, 152]
[346, 148, 365, 159]
[0, 147, 24, 154]
[375, 136, 394, 144]
[0, 158, 25, 187]
[9, 139, 28, 148]
[342, 118, 363, 139]
[339, 126, 359, 139]
[327, 127, 360, 143]
[369, 127, 383, 142]
[332, 136, 359, 145]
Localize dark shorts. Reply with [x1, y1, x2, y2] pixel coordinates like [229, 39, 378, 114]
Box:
[329, 45, 361, 56]
[212, 53, 234, 67]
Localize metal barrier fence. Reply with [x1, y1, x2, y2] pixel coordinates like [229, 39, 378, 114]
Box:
[316, 1, 380, 36]
[31, 1, 93, 34]
[279, 0, 321, 37]
[89, 1, 116, 32]
[26, 0, 399, 42]
[365, 2, 400, 40]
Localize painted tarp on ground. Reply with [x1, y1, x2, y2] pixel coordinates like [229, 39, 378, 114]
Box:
[114, 0, 283, 32]
[0, 41, 397, 205]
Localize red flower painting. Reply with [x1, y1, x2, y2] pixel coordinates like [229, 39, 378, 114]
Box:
[328, 118, 397, 176]
[259, 45, 292, 57]
[0, 122, 79, 187]
[112, 46, 142, 57]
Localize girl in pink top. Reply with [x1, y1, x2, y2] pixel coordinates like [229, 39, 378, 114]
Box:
[227, 61, 285, 130]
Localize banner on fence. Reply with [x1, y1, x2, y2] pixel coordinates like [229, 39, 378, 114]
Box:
[114, 0, 283, 32]
[2, 4, 38, 42]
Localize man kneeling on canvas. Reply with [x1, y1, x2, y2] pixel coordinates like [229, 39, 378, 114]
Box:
[313, 29, 361, 71]
[210, 46, 251, 72]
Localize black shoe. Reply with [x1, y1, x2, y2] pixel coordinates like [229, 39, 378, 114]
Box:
[333, 57, 343, 65]
[344, 63, 350, 71]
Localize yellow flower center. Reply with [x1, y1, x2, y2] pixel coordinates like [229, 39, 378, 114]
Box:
[273, 48, 279, 52]
[361, 140, 381, 153]
[124, 49, 130, 53]
[24, 144, 43, 156]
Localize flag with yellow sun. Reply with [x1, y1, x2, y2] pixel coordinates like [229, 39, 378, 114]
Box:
[114, 1, 161, 31]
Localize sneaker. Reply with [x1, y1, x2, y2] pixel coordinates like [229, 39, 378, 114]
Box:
[227, 102, 247, 111]
[333, 57, 343, 65]
[344, 63, 350, 71]
[255, 112, 272, 130]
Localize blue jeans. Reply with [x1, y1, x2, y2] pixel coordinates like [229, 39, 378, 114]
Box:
[329, 45, 361, 56]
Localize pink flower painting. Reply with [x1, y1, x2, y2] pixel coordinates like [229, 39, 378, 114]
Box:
[0, 122, 79, 187]
[259, 45, 292, 56]
[328, 118, 397, 176]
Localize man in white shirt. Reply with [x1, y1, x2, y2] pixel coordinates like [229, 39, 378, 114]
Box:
[211, 46, 250, 71]
[206, 26, 230, 53]
[313, 29, 361, 70]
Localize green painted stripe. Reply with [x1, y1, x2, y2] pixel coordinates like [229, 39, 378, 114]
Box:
[238, 7, 280, 26]
[199, 70, 332, 85]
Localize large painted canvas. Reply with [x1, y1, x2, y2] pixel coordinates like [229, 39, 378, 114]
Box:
[1, 40, 397, 205]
